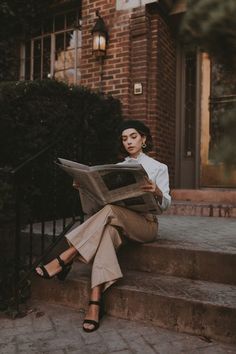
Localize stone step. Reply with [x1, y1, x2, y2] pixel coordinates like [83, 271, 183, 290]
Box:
[120, 215, 236, 285]
[118, 241, 236, 285]
[166, 201, 236, 217]
[27, 215, 236, 285]
[31, 264, 236, 344]
[172, 189, 236, 204]
[167, 189, 236, 218]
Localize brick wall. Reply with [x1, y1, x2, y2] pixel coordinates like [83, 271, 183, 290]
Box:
[80, 1, 176, 185]
[81, 0, 131, 115]
[149, 10, 176, 185]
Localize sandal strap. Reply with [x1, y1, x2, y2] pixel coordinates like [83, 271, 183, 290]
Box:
[37, 264, 50, 278]
[56, 256, 65, 269]
[89, 300, 100, 306]
[83, 319, 99, 326]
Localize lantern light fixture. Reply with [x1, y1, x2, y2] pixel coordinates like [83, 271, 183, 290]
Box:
[91, 10, 109, 58]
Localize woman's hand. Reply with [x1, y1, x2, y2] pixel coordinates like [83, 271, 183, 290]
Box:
[73, 180, 80, 190]
[140, 177, 163, 203]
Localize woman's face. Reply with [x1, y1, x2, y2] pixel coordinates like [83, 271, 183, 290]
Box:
[121, 128, 146, 158]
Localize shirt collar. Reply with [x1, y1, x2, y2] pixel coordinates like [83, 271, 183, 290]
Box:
[124, 152, 145, 163]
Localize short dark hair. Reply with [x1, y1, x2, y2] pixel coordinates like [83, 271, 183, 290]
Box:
[118, 119, 153, 155]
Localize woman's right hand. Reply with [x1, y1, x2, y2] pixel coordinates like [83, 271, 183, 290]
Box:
[73, 180, 80, 190]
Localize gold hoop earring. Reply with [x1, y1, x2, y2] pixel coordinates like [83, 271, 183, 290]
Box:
[142, 143, 147, 148]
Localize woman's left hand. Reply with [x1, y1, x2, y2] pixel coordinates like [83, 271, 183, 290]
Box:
[140, 177, 163, 203]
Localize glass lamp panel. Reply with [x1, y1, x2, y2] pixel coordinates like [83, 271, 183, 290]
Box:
[93, 33, 100, 51]
[99, 35, 106, 51]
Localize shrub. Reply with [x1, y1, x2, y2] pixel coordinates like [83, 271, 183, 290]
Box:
[0, 79, 123, 223]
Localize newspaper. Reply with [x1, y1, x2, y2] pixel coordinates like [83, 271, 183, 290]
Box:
[56, 158, 161, 215]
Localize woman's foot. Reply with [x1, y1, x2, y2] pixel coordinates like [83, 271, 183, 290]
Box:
[35, 256, 72, 280]
[83, 299, 104, 332]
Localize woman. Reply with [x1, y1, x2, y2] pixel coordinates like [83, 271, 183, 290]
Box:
[35, 119, 171, 332]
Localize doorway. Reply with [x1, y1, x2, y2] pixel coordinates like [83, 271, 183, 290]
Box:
[175, 46, 200, 188]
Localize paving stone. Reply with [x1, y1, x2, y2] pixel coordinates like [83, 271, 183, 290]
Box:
[185, 345, 236, 354]
[1, 301, 236, 354]
[124, 335, 157, 354]
[100, 330, 129, 351]
[0, 342, 16, 354]
[16, 329, 56, 344]
[17, 341, 41, 353]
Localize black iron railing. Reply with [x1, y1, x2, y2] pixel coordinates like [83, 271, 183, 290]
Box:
[0, 141, 84, 314]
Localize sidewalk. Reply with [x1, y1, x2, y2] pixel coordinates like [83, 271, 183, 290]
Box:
[0, 301, 235, 354]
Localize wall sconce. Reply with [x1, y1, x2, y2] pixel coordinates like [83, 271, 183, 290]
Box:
[91, 10, 109, 58]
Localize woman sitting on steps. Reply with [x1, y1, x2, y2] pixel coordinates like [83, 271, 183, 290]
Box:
[35, 119, 171, 333]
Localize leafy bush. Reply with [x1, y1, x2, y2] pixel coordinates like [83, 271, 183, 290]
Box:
[0, 79, 123, 223]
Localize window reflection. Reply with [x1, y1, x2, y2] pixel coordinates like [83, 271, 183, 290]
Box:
[21, 9, 82, 84]
[209, 61, 236, 162]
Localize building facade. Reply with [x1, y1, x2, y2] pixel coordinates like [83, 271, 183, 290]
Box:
[18, 0, 236, 189]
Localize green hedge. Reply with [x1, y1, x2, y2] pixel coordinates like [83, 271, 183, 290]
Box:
[0, 79, 123, 223]
[0, 79, 123, 167]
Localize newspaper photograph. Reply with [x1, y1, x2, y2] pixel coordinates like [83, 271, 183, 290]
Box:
[56, 158, 161, 214]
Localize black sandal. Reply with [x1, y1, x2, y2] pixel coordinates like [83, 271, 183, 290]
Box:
[35, 255, 72, 281]
[82, 299, 105, 333]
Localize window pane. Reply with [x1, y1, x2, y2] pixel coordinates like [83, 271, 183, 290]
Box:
[66, 11, 77, 28]
[43, 36, 51, 79]
[56, 33, 64, 54]
[64, 49, 75, 69]
[209, 61, 236, 162]
[42, 18, 52, 34]
[77, 30, 82, 48]
[65, 30, 75, 49]
[33, 39, 41, 79]
[25, 41, 31, 80]
[31, 21, 42, 37]
[55, 14, 65, 31]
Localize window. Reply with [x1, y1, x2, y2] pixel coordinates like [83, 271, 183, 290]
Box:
[209, 61, 236, 162]
[20, 9, 82, 85]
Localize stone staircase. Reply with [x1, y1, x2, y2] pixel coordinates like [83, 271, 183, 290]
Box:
[31, 215, 236, 344]
[166, 189, 236, 217]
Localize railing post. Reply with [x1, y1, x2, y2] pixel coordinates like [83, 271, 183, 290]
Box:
[13, 172, 21, 313]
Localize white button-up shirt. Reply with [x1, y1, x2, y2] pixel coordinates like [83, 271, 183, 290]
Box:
[119, 152, 171, 213]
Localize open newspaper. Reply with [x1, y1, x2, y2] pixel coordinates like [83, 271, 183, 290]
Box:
[56, 158, 162, 215]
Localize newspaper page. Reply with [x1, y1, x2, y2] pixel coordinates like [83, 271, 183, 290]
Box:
[56, 158, 160, 214]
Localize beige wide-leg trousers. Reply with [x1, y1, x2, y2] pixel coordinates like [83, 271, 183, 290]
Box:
[65, 204, 158, 291]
